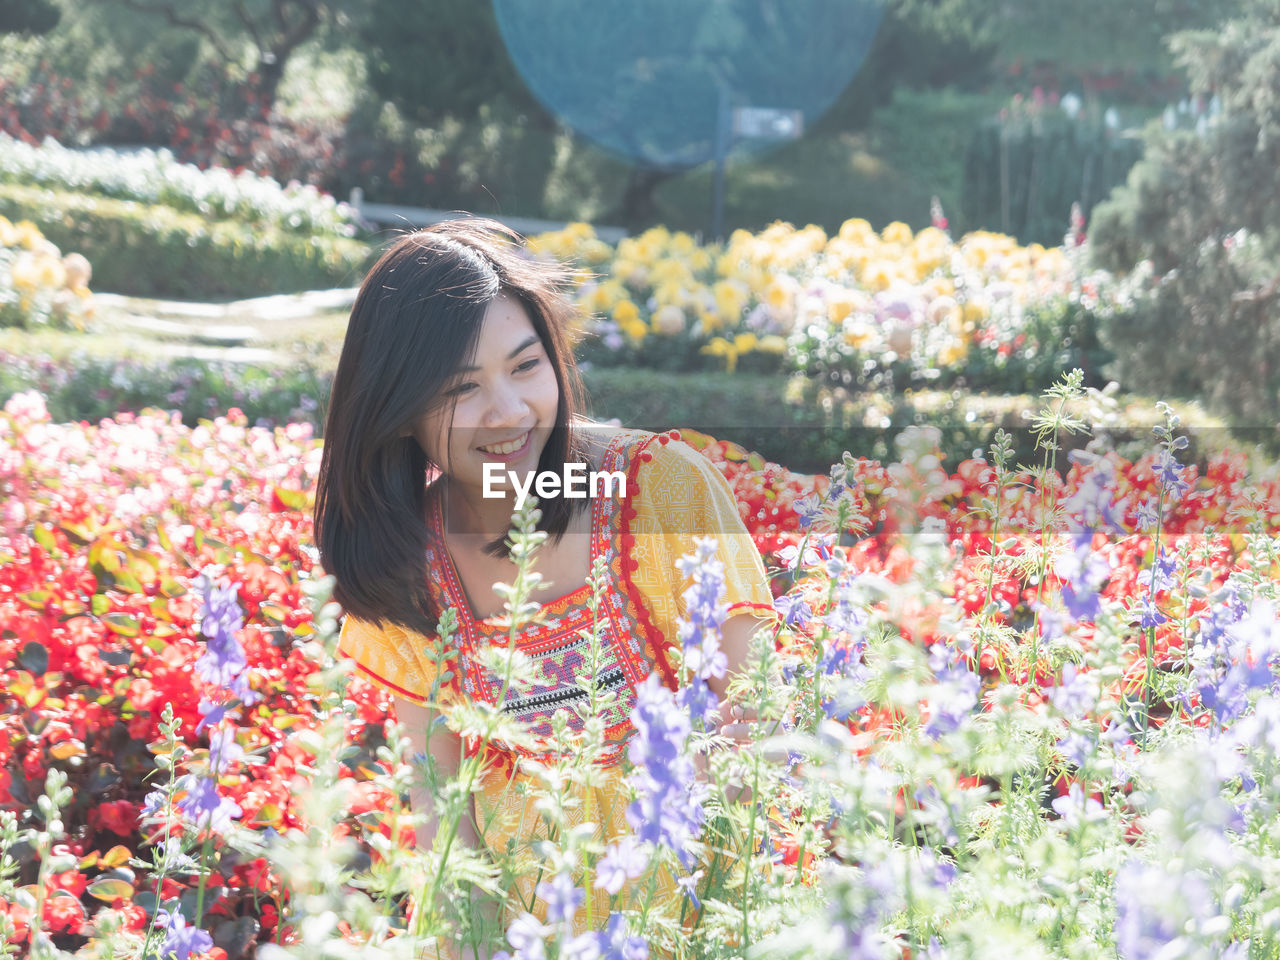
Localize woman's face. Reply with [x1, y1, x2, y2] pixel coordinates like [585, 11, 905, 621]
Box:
[411, 294, 560, 496]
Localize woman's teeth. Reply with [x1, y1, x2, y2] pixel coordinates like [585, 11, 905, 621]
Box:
[478, 432, 529, 455]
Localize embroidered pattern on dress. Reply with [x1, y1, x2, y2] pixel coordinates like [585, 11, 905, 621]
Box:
[424, 428, 671, 767]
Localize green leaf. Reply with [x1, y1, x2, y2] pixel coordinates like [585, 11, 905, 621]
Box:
[273, 486, 308, 511]
[91, 594, 110, 617]
[86, 877, 134, 903]
[113, 568, 144, 595]
[102, 613, 140, 637]
[32, 524, 56, 554]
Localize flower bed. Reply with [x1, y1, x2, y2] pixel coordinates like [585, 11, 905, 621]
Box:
[0, 134, 361, 240]
[533, 217, 1120, 393]
[2, 374, 1279, 958]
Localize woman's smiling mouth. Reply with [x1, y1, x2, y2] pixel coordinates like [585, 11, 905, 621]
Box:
[477, 430, 532, 457]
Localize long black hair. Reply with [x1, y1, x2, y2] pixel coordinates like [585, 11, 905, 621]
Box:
[314, 218, 590, 635]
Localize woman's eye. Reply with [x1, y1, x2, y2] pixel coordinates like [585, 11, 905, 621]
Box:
[516, 357, 540, 372]
[449, 382, 477, 396]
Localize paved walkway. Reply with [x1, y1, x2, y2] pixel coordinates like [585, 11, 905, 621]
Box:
[92, 288, 358, 363]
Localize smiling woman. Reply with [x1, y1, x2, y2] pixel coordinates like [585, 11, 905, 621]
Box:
[311, 218, 777, 954]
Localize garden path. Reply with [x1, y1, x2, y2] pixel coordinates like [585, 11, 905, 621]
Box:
[91, 287, 357, 365]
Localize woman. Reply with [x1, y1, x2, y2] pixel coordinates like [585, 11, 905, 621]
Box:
[313, 218, 776, 952]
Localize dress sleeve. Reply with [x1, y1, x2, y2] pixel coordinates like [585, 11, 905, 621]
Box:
[632, 435, 777, 623]
[336, 616, 451, 706]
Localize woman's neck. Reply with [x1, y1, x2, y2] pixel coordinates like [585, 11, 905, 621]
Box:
[441, 477, 526, 541]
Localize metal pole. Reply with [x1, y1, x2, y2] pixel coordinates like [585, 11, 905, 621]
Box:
[712, 80, 730, 243]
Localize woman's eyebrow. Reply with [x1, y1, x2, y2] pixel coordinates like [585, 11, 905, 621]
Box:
[455, 335, 541, 372]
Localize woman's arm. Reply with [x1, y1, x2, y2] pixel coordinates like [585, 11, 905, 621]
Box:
[707, 612, 772, 743]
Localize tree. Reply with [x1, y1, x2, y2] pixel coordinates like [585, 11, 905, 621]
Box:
[1088, 0, 1280, 432]
[79, 0, 362, 109]
[0, 0, 59, 35]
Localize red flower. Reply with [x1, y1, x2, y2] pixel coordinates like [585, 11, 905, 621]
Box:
[89, 799, 139, 837]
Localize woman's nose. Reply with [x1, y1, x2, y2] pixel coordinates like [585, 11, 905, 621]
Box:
[484, 381, 529, 426]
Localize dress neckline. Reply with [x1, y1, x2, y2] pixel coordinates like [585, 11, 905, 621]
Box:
[427, 432, 623, 627]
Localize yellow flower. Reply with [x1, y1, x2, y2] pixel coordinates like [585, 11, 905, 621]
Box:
[712, 279, 747, 322]
[613, 300, 640, 326]
[0, 216, 15, 248]
[15, 220, 43, 251]
[756, 335, 787, 353]
[734, 332, 758, 352]
[838, 218, 875, 244]
[620, 317, 648, 342]
[764, 277, 794, 310]
[700, 336, 739, 372]
[963, 298, 989, 326]
[863, 261, 894, 292]
[10, 252, 40, 290]
[36, 256, 66, 290]
[881, 221, 914, 246]
[938, 339, 968, 366]
[826, 287, 859, 325]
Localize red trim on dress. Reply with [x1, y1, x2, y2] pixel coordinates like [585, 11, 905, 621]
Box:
[727, 601, 780, 620]
[617, 429, 681, 692]
[351, 660, 432, 706]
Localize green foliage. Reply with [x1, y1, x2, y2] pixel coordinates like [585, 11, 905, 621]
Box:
[1089, 0, 1280, 431]
[0, 184, 370, 298]
[963, 116, 1145, 246]
[987, 0, 1231, 75]
[358, 0, 544, 127]
[0, 0, 59, 35]
[814, 0, 998, 134]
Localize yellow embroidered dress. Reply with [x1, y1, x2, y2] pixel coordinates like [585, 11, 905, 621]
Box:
[336, 427, 776, 930]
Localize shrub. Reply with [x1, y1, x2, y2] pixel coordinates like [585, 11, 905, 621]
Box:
[1088, 1, 1280, 435]
[0, 184, 370, 298]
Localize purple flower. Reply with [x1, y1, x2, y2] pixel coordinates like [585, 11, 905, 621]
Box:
[775, 593, 813, 629]
[596, 913, 648, 960]
[626, 674, 708, 869]
[193, 570, 257, 705]
[175, 773, 241, 834]
[922, 645, 980, 739]
[1055, 537, 1111, 624]
[154, 909, 213, 960]
[1114, 861, 1221, 959]
[536, 872, 584, 928]
[595, 837, 649, 895]
[674, 537, 731, 728]
[1056, 731, 1095, 767]
[793, 494, 823, 529]
[1136, 547, 1178, 595]
[1155, 448, 1189, 502]
[1050, 783, 1105, 829]
[1063, 454, 1125, 534]
[1050, 663, 1095, 718]
[1136, 595, 1168, 629]
[506, 912, 552, 960]
[1196, 598, 1280, 723]
[207, 727, 243, 774]
[675, 869, 704, 908]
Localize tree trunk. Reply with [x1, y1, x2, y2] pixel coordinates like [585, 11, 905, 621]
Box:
[615, 167, 676, 231]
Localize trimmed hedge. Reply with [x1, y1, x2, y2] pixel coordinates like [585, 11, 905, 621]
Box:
[0, 341, 1234, 473]
[582, 368, 1233, 473]
[0, 184, 372, 298]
